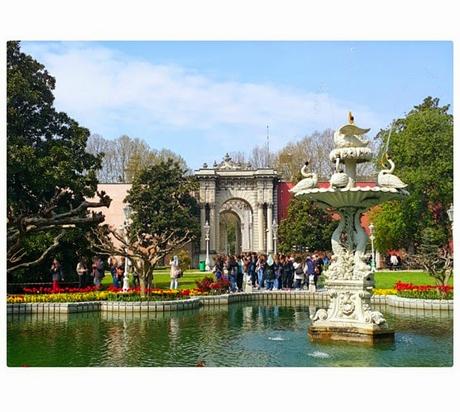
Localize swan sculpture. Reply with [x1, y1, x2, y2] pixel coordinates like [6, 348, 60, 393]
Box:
[377, 155, 407, 189]
[289, 161, 318, 193]
[333, 112, 370, 148]
[330, 157, 351, 188]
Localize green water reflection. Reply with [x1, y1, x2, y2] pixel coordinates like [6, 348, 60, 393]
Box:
[7, 304, 453, 367]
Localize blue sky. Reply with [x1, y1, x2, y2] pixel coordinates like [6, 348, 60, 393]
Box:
[22, 41, 453, 170]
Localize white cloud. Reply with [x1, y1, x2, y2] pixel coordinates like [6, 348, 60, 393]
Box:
[22, 42, 382, 152]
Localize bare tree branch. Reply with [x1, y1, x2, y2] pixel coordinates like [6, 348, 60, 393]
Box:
[7, 231, 66, 273]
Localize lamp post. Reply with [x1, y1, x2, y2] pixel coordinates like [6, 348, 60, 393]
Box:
[272, 219, 278, 255]
[122, 205, 132, 291]
[369, 223, 376, 272]
[204, 220, 211, 271]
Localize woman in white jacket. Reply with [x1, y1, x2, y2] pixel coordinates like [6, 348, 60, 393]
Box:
[169, 256, 181, 290]
[293, 259, 305, 290]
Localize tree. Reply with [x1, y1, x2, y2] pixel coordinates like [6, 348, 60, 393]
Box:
[89, 159, 200, 295]
[407, 227, 453, 286]
[274, 129, 378, 182]
[86, 134, 150, 182]
[249, 144, 275, 169]
[87, 134, 189, 183]
[125, 147, 189, 181]
[278, 197, 336, 253]
[367, 202, 412, 252]
[371, 97, 453, 253]
[7, 41, 110, 274]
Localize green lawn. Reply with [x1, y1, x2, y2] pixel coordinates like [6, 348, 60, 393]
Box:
[102, 269, 211, 290]
[102, 269, 452, 290]
[374, 271, 453, 289]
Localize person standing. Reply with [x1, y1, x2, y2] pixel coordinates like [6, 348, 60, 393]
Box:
[213, 255, 224, 280]
[91, 256, 105, 290]
[256, 254, 266, 290]
[390, 253, 399, 271]
[50, 258, 63, 291]
[313, 254, 324, 289]
[76, 257, 88, 288]
[293, 258, 304, 290]
[108, 257, 118, 287]
[305, 255, 315, 290]
[236, 255, 244, 292]
[169, 255, 181, 290]
[116, 263, 125, 289]
[265, 255, 275, 290]
[274, 255, 282, 290]
[242, 255, 252, 292]
[226, 255, 238, 293]
[285, 255, 295, 289]
[249, 253, 257, 287]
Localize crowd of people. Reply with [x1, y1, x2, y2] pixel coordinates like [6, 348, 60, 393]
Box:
[49, 251, 331, 293]
[50, 255, 132, 291]
[212, 251, 330, 293]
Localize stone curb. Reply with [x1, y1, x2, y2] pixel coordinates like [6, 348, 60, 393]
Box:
[6, 291, 453, 316]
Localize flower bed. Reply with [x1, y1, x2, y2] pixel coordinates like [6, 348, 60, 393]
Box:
[7, 291, 108, 304]
[7, 280, 222, 304]
[393, 281, 453, 300]
[373, 282, 453, 299]
[373, 288, 397, 296]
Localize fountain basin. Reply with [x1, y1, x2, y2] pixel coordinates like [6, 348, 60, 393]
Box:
[294, 186, 407, 209]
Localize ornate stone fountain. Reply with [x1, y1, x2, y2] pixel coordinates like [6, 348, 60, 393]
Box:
[291, 113, 408, 343]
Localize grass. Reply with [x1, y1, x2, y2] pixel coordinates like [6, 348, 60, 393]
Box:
[102, 269, 452, 291]
[101, 269, 211, 290]
[374, 271, 453, 289]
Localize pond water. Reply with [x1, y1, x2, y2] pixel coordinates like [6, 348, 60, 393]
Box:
[7, 304, 453, 367]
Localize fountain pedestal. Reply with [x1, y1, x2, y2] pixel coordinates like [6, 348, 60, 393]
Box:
[308, 280, 395, 343]
[291, 115, 408, 344]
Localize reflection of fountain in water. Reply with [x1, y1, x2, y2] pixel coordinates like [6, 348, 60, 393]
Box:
[168, 317, 180, 344]
[242, 306, 253, 330]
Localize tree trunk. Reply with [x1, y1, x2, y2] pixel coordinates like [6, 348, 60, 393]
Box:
[140, 273, 147, 297]
[140, 263, 154, 297]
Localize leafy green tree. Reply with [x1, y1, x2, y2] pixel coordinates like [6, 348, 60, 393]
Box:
[278, 197, 336, 253]
[90, 159, 200, 295]
[7, 41, 110, 274]
[372, 97, 453, 252]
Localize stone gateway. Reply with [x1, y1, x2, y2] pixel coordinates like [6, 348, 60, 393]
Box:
[195, 154, 279, 260]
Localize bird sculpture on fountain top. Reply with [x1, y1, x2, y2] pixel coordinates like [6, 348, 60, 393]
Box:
[333, 112, 371, 148]
[377, 153, 408, 189]
[289, 161, 318, 193]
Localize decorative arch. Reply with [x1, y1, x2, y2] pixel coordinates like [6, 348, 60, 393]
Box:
[219, 197, 253, 252]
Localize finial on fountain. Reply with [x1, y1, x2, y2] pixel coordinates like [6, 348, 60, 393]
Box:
[348, 111, 355, 125]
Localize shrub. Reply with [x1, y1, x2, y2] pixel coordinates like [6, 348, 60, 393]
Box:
[195, 276, 230, 294]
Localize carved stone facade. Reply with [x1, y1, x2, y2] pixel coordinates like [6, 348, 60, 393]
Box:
[196, 154, 279, 259]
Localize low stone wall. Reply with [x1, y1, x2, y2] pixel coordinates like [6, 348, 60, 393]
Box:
[100, 298, 200, 312]
[6, 291, 453, 316]
[375, 294, 454, 311]
[200, 291, 330, 306]
[7, 302, 102, 315]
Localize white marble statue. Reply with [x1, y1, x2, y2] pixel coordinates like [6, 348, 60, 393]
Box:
[377, 154, 408, 189]
[290, 161, 318, 192]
